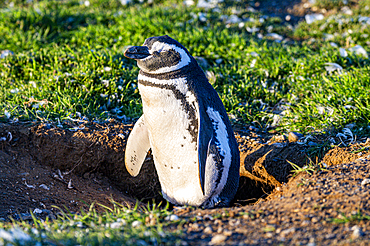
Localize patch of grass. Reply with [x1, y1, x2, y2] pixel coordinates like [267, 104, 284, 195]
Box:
[313, 0, 355, 10]
[0, 0, 369, 133]
[288, 158, 328, 178]
[329, 211, 370, 224]
[0, 201, 182, 245]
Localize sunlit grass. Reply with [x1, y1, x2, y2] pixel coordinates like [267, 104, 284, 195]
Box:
[0, 201, 183, 245]
[1, 0, 369, 134]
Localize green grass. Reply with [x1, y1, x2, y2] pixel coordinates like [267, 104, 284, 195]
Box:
[288, 158, 328, 178]
[0, 202, 183, 245]
[329, 211, 370, 224]
[1, 0, 370, 243]
[1, 0, 369, 133]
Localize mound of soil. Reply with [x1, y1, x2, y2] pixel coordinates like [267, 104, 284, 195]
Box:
[178, 157, 370, 245]
[1, 120, 369, 244]
[0, 120, 306, 220]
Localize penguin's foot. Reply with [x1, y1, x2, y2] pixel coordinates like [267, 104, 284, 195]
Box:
[201, 196, 231, 209]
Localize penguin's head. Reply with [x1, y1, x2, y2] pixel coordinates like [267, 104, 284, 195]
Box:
[124, 35, 192, 74]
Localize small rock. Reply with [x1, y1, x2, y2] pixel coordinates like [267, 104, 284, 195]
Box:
[191, 223, 199, 230]
[226, 15, 241, 24]
[311, 217, 320, 223]
[348, 45, 368, 59]
[210, 234, 227, 245]
[305, 14, 324, 24]
[217, 226, 223, 233]
[165, 214, 179, 221]
[223, 229, 232, 236]
[132, 220, 142, 227]
[351, 225, 364, 239]
[325, 233, 336, 240]
[265, 33, 283, 41]
[361, 178, 370, 186]
[33, 208, 43, 214]
[280, 228, 295, 237]
[204, 214, 213, 220]
[110, 221, 125, 229]
[215, 58, 223, 64]
[204, 226, 213, 234]
[341, 6, 353, 15]
[339, 48, 348, 57]
[324, 62, 343, 72]
[288, 132, 303, 142]
[301, 220, 310, 226]
[0, 50, 14, 59]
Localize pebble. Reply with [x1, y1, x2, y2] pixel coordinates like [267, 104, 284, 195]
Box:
[301, 220, 310, 226]
[361, 178, 370, 186]
[311, 217, 320, 223]
[131, 220, 142, 227]
[110, 221, 123, 229]
[204, 214, 213, 220]
[305, 13, 324, 24]
[210, 234, 227, 245]
[33, 208, 42, 214]
[288, 132, 303, 142]
[0, 50, 14, 59]
[223, 229, 233, 236]
[280, 227, 295, 237]
[165, 214, 179, 221]
[191, 223, 199, 230]
[351, 225, 364, 239]
[204, 226, 213, 234]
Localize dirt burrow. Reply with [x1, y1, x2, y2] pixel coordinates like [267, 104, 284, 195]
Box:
[0, 120, 368, 221]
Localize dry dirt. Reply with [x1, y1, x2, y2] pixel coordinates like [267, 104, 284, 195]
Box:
[1, 119, 369, 245]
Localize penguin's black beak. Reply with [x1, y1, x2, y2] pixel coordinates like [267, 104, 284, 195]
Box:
[124, 46, 151, 60]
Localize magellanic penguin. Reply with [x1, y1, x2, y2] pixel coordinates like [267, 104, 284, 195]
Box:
[124, 35, 239, 208]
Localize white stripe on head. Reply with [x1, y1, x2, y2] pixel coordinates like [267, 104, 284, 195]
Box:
[138, 41, 191, 74]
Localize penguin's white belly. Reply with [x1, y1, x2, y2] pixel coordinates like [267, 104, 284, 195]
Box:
[138, 81, 208, 206]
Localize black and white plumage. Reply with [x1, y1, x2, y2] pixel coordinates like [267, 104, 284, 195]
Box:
[124, 35, 239, 208]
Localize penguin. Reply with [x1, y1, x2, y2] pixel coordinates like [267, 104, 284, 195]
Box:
[123, 35, 239, 208]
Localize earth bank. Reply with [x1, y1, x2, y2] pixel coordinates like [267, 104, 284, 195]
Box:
[1, 121, 369, 245]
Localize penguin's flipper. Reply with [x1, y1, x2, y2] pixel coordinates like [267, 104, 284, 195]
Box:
[198, 111, 214, 195]
[125, 115, 151, 177]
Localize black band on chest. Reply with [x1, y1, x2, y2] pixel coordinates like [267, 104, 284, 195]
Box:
[138, 78, 199, 144]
